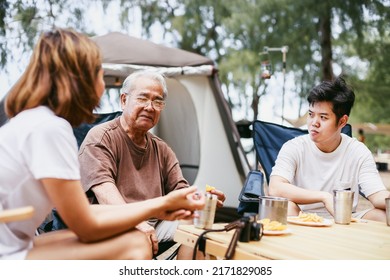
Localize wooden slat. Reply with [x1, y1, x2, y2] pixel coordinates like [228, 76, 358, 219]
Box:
[0, 206, 34, 223]
[175, 220, 390, 260]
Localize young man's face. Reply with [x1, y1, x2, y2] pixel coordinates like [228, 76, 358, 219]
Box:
[307, 101, 347, 153]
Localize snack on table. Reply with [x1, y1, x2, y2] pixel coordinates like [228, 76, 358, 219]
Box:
[290, 211, 324, 223]
[206, 184, 216, 192]
[259, 218, 287, 231]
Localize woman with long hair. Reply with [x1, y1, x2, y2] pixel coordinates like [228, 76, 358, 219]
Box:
[0, 28, 204, 260]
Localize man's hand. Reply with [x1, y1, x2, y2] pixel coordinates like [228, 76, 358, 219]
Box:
[136, 221, 159, 255]
[208, 188, 226, 208]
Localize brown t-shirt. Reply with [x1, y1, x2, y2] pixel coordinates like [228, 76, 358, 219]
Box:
[78, 117, 188, 203]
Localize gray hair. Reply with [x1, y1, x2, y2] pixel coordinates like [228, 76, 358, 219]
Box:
[120, 70, 168, 99]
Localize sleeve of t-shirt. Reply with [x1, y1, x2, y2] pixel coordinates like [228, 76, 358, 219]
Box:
[161, 143, 189, 193]
[78, 130, 117, 192]
[23, 118, 80, 180]
[357, 147, 386, 197]
[270, 140, 298, 183]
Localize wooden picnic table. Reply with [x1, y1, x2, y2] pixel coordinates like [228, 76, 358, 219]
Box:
[174, 219, 390, 260]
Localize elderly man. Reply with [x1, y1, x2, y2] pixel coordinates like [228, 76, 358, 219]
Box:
[79, 70, 225, 259]
[269, 76, 389, 222]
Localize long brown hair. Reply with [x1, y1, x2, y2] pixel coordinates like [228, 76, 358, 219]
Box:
[5, 28, 102, 126]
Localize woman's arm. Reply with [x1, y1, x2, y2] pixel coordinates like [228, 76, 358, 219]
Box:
[41, 178, 204, 243]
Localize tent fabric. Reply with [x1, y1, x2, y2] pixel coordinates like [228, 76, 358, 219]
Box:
[283, 111, 309, 128]
[92, 32, 214, 67]
[0, 32, 250, 208]
[102, 63, 214, 80]
[92, 32, 250, 208]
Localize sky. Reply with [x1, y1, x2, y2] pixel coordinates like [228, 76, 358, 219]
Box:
[1, 1, 141, 100]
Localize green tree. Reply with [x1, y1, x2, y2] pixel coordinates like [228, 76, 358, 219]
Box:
[1, 0, 389, 129]
[134, 0, 389, 122]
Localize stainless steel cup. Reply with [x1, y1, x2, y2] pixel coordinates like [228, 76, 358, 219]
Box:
[333, 190, 354, 224]
[386, 198, 390, 227]
[194, 193, 218, 229]
[258, 196, 288, 224]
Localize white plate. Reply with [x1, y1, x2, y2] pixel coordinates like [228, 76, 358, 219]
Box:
[287, 217, 333, 227]
[263, 228, 292, 235]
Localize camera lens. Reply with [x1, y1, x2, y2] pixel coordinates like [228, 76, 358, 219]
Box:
[251, 222, 263, 241]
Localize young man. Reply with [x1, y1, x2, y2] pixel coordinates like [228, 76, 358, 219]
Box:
[269, 76, 389, 222]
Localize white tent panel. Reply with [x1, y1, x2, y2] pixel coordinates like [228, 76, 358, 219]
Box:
[156, 78, 201, 185]
[177, 76, 243, 207]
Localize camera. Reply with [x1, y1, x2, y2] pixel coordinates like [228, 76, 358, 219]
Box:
[239, 213, 263, 242]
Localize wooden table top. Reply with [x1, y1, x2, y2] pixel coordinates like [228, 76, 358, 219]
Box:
[174, 219, 390, 260]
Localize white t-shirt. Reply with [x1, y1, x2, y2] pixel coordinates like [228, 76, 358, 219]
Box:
[271, 134, 385, 212]
[0, 106, 80, 259]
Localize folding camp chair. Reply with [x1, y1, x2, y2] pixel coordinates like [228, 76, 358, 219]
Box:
[238, 120, 352, 215]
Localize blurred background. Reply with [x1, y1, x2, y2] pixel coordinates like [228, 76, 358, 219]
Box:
[1, 0, 389, 165]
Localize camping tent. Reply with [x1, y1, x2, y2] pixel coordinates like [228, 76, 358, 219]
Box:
[0, 32, 250, 208]
[92, 32, 250, 208]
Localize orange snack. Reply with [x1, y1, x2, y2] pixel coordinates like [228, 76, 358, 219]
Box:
[205, 184, 216, 192]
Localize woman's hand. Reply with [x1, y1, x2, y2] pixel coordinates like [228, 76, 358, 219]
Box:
[157, 186, 205, 220]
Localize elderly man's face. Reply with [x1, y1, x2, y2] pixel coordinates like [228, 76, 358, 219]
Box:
[120, 77, 165, 133]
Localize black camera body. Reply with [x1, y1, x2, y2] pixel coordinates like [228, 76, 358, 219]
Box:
[239, 213, 263, 242]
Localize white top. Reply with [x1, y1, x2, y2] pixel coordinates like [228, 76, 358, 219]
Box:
[0, 106, 80, 259]
[271, 134, 385, 212]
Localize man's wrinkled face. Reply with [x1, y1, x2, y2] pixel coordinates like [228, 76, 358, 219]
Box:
[121, 77, 165, 132]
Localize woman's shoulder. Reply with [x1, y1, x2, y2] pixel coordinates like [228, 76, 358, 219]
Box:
[17, 106, 71, 132]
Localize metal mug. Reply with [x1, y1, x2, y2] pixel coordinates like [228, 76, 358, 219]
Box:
[194, 193, 218, 229]
[258, 196, 288, 225]
[333, 190, 354, 224]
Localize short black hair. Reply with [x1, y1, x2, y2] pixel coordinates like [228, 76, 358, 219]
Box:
[307, 76, 355, 122]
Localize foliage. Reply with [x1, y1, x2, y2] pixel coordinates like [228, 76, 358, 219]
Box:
[132, 0, 389, 123]
[1, 0, 389, 151]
